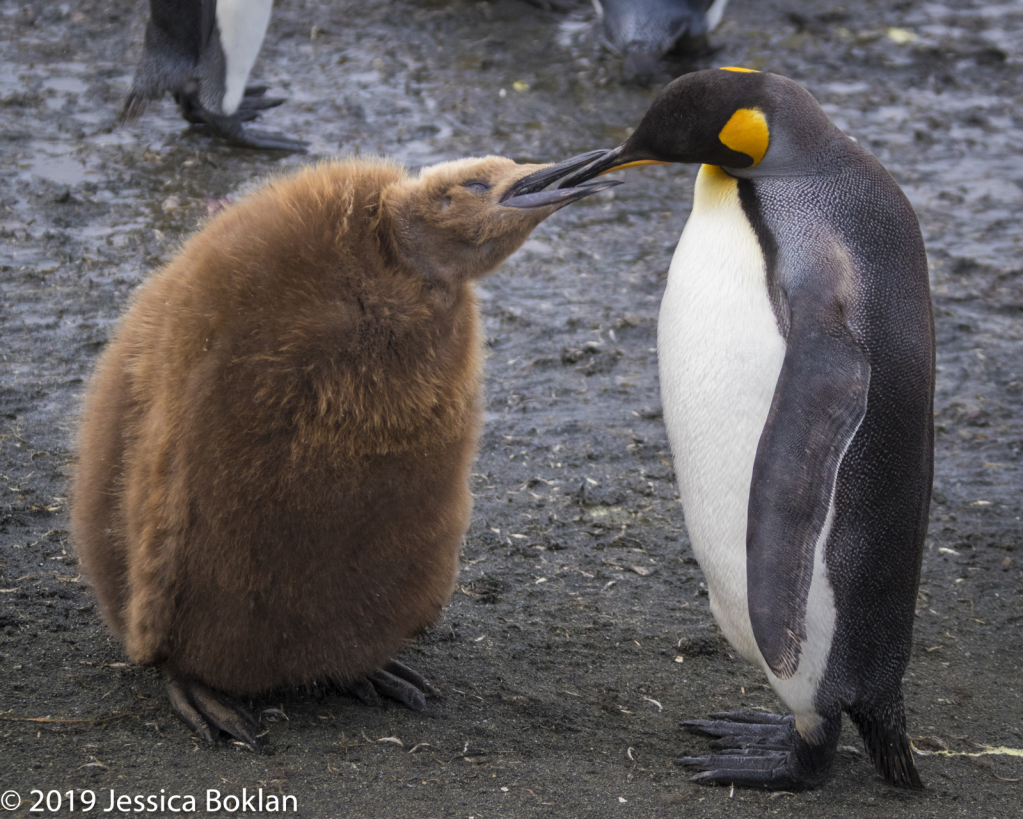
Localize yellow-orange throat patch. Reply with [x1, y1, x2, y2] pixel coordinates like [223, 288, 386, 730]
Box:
[718, 107, 769, 166]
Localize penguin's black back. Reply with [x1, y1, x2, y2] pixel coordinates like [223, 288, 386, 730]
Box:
[743, 140, 933, 783]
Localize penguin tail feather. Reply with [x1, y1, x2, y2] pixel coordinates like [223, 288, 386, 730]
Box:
[116, 90, 153, 126]
[849, 703, 924, 789]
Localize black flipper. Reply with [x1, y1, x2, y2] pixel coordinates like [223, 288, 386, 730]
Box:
[740, 243, 923, 789]
[747, 278, 870, 680]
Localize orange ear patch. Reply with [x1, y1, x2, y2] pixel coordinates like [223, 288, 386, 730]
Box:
[718, 107, 769, 166]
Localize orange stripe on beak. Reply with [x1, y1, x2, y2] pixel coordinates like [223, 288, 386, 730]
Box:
[599, 159, 669, 175]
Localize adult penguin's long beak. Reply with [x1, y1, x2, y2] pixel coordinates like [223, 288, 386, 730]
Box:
[554, 145, 672, 188]
[499, 149, 623, 209]
[552, 146, 628, 188]
[502, 145, 668, 205]
[500, 150, 612, 200]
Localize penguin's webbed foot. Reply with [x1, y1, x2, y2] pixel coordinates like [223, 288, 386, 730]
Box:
[685, 711, 793, 750]
[219, 125, 310, 153]
[187, 118, 309, 152]
[235, 85, 287, 121]
[165, 674, 262, 749]
[176, 87, 284, 124]
[173, 92, 308, 153]
[342, 659, 439, 713]
[677, 710, 839, 790]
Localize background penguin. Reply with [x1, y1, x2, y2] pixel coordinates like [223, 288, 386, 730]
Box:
[71, 153, 615, 746]
[118, 0, 306, 152]
[595, 0, 730, 83]
[510, 68, 934, 789]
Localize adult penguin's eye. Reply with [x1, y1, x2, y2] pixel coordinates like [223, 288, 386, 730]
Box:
[463, 181, 490, 194]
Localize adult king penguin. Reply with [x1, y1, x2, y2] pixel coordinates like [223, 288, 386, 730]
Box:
[508, 68, 934, 789]
[118, 0, 306, 152]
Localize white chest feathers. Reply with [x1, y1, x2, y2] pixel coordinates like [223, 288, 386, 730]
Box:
[215, 0, 275, 115]
[657, 165, 786, 663]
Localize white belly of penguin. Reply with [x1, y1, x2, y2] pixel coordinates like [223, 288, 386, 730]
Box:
[216, 0, 274, 115]
[658, 166, 835, 729]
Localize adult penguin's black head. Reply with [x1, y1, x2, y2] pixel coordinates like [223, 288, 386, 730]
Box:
[507, 68, 845, 196]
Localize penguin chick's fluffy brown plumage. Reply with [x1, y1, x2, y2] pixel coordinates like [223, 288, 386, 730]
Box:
[72, 155, 612, 743]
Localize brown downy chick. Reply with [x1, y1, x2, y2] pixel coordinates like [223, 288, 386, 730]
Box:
[71, 154, 616, 747]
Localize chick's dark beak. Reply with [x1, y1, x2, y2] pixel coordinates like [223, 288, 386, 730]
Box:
[500, 150, 613, 199]
[500, 178, 621, 210]
[499, 149, 623, 209]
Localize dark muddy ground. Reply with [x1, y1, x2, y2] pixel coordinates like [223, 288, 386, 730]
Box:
[1, 0, 1022, 816]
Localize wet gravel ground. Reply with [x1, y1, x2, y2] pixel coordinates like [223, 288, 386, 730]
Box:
[2, 0, 1022, 816]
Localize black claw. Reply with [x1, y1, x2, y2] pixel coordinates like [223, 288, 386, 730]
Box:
[233, 86, 285, 118]
[676, 756, 706, 767]
[709, 735, 791, 751]
[344, 677, 383, 708]
[685, 712, 794, 749]
[225, 128, 309, 153]
[165, 674, 262, 749]
[167, 678, 216, 743]
[369, 669, 427, 712]
[706, 710, 793, 725]
[341, 659, 436, 713]
[382, 659, 440, 697]
[183, 120, 308, 152]
[678, 749, 808, 789]
[236, 95, 286, 116]
[185, 123, 309, 153]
